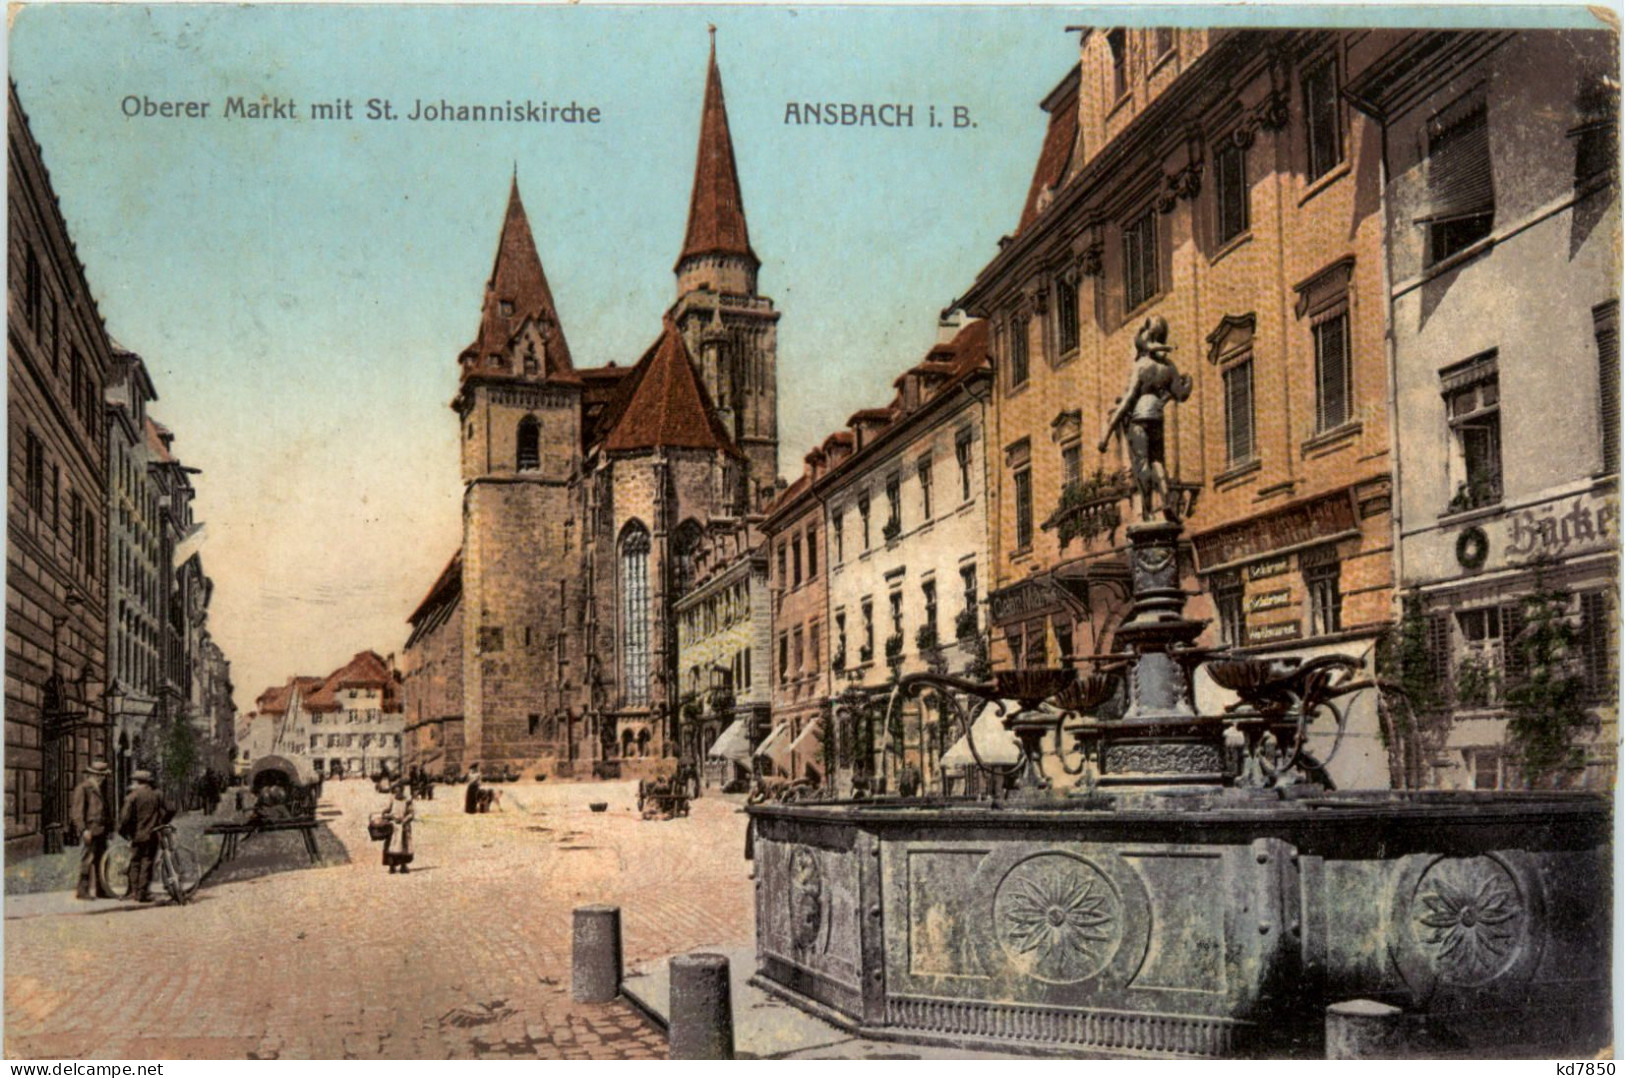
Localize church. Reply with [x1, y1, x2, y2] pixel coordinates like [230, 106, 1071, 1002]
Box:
[401, 37, 780, 780]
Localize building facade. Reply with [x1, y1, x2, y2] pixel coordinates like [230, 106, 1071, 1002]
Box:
[1348, 30, 1619, 789]
[817, 319, 994, 792]
[406, 38, 779, 780]
[401, 551, 466, 778]
[8, 81, 113, 853]
[959, 29, 1404, 788]
[268, 651, 404, 780]
[673, 522, 770, 786]
[760, 462, 832, 787]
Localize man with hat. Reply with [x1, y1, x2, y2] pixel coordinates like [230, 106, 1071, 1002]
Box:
[118, 770, 174, 903]
[69, 759, 114, 899]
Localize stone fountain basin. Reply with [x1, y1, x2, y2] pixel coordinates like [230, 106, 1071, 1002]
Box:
[748, 792, 1609, 1059]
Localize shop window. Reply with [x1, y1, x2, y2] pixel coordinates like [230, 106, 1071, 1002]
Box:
[1424, 93, 1493, 265]
[1303, 553, 1342, 637]
[1302, 55, 1343, 182]
[1442, 353, 1502, 512]
[1213, 573, 1244, 646]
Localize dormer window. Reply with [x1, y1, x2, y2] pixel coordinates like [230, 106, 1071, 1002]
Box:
[1107, 29, 1129, 100]
[499, 300, 515, 317]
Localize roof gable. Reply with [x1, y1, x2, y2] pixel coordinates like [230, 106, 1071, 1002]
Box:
[600, 320, 743, 458]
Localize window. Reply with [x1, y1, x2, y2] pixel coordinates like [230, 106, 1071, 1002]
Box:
[516, 416, 540, 471]
[961, 565, 977, 632]
[1107, 28, 1128, 99]
[24, 430, 44, 514]
[1213, 573, 1244, 646]
[1442, 354, 1502, 511]
[24, 246, 43, 334]
[1223, 358, 1256, 465]
[922, 580, 938, 642]
[834, 512, 844, 562]
[528, 714, 541, 737]
[1023, 620, 1048, 668]
[1313, 312, 1351, 433]
[1008, 316, 1030, 389]
[1013, 467, 1034, 551]
[835, 612, 847, 667]
[69, 492, 82, 562]
[1454, 606, 1504, 706]
[777, 542, 787, 586]
[792, 534, 803, 587]
[1215, 140, 1249, 244]
[859, 494, 872, 549]
[1303, 56, 1343, 182]
[861, 601, 875, 663]
[956, 433, 974, 501]
[1596, 302, 1618, 475]
[1123, 210, 1159, 312]
[778, 633, 789, 684]
[83, 506, 95, 574]
[793, 627, 804, 675]
[918, 460, 933, 521]
[890, 591, 904, 638]
[620, 526, 651, 707]
[1303, 554, 1342, 637]
[1062, 442, 1082, 490]
[1153, 26, 1175, 60]
[807, 526, 818, 579]
[1055, 274, 1080, 356]
[1425, 96, 1493, 264]
[1578, 590, 1615, 703]
[809, 621, 821, 673]
[1054, 618, 1075, 664]
[885, 475, 902, 533]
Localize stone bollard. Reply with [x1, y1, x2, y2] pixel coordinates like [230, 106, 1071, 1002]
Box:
[668, 952, 734, 1059]
[1325, 999, 1408, 1059]
[571, 905, 622, 1003]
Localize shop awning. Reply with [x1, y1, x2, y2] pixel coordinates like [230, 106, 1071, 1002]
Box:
[940, 699, 1031, 769]
[706, 717, 753, 763]
[787, 717, 825, 778]
[754, 723, 792, 776]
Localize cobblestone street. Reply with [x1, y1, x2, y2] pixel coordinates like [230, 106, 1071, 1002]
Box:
[4, 780, 755, 1059]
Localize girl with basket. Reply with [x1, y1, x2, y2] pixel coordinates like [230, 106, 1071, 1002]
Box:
[378, 782, 415, 874]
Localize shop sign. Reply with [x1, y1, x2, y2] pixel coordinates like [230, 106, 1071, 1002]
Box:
[1245, 588, 1292, 614]
[1247, 557, 1290, 581]
[1505, 490, 1619, 563]
[1246, 620, 1303, 645]
[989, 578, 1065, 625]
[1192, 490, 1358, 570]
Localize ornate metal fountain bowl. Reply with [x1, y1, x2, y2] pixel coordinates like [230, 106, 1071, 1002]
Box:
[1053, 671, 1119, 714]
[994, 668, 1075, 710]
[1206, 658, 1299, 697]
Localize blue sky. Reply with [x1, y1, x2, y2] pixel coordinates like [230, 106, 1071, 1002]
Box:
[9, 3, 1602, 705]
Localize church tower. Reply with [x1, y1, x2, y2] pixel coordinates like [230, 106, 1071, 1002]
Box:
[453, 176, 583, 771]
[671, 32, 781, 507]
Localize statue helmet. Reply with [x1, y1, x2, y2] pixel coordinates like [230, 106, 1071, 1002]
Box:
[1135, 315, 1175, 358]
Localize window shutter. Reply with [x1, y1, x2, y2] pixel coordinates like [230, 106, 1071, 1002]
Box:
[1580, 590, 1613, 701]
[1225, 360, 1254, 464]
[1425, 613, 1452, 689]
[1595, 302, 1619, 474]
[1501, 600, 1529, 684]
[1315, 315, 1350, 431]
[1426, 103, 1493, 223]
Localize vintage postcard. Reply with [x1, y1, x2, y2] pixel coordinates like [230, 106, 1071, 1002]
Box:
[3, 2, 1617, 1064]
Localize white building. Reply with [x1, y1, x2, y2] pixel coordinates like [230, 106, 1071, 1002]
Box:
[1349, 30, 1618, 789]
[268, 651, 405, 780]
[820, 319, 992, 790]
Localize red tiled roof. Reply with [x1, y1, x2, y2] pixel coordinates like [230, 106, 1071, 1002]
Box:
[462, 177, 574, 379]
[256, 675, 324, 716]
[408, 550, 462, 626]
[1016, 80, 1079, 235]
[677, 38, 755, 266]
[144, 418, 176, 464]
[600, 320, 743, 458]
[304, 650, 400, 714]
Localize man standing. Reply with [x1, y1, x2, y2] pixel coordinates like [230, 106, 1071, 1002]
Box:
[69, 760, 113, 900]
[118, 770, 173, 903]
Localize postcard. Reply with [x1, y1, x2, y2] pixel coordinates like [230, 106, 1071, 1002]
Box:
[4, 2, 1617, 1063]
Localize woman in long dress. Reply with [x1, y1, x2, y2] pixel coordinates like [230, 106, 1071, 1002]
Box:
[383, 783, 414, 874]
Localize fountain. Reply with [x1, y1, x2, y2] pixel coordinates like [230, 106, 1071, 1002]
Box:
[746, 324, 1610, 1058]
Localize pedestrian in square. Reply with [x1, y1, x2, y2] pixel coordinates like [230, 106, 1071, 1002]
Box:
[463, 762, 482, 815]
[69, 759, 114, 900]
[118, 770, 174, 903]
[382, 782, 414, 874]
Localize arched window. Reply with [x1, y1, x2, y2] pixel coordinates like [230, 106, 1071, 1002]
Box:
[620, 524, 651, 707]
[517, 416, 540, 472]
[672, 520, 703, 598]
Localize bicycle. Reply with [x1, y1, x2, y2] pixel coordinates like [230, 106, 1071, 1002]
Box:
[98, 824, 201, 904]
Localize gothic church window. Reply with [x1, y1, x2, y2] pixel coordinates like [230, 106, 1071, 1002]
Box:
[620, 524, 652, 708]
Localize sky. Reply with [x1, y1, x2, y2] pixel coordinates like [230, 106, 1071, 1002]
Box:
[8, 3, 1602, 711]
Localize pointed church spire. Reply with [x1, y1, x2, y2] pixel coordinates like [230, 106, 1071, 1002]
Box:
[462, 174, 573, 381]
[676, 32, 756, 272]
